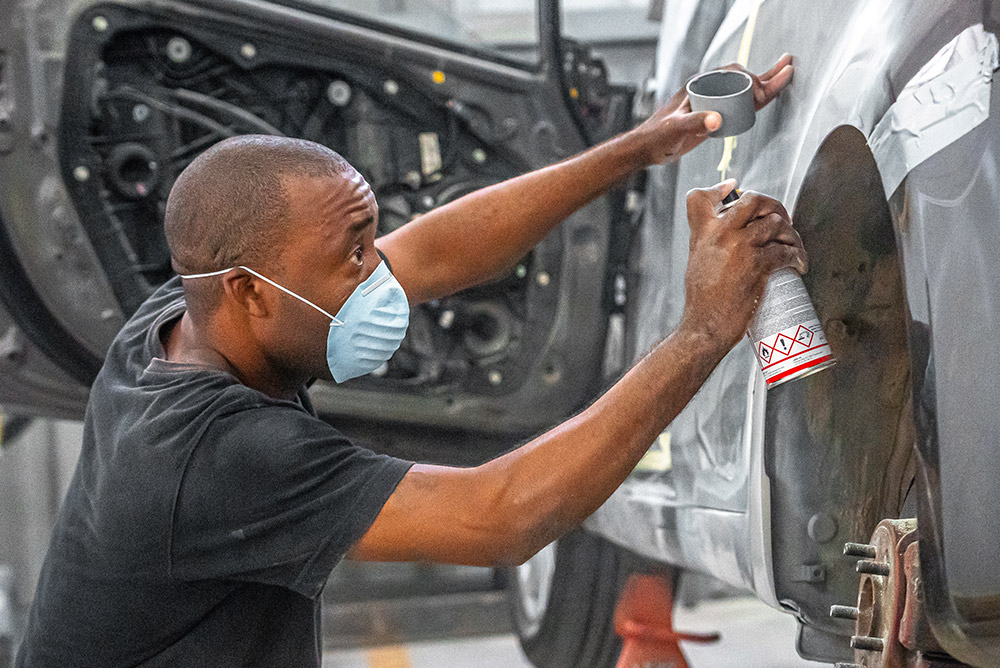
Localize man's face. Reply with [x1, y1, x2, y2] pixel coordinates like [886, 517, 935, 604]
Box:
[256, 168, 381, 380]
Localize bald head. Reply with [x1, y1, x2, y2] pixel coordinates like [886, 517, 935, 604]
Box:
[164, 135, 357, 317]
[164, 134, 359, 274]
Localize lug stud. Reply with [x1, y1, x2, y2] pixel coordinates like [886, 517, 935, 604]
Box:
[856, 559, 890, 576]
[844, 542, 877, 558]
[830, 605, 860, 620]
[850, 635, 884, 651]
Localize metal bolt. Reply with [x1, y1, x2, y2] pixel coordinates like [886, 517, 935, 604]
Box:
[72, 165, 90, 182]
[808, 513, 838, 543]
[421, 195, 435, 210]
[850, 635, 884, 652]
[326, 80, 352, 107]
[132, 104, 150, 123]
[404, 170, 422, 190]
[471, 148, 487, 163]
[240, 43, 257, 60]
[437, 310, 455, 330]
[536, 272, 550, 287]
[857, 559, 890, 576]
[383, 79, 399, 95]
[844, 542, 877, 558]
[488, 370, 503, 385]
[91, 15, 109, 32]
[515, 265, 527, 279]
[166, 36, 192, 63]
[830, 605, 860, 620]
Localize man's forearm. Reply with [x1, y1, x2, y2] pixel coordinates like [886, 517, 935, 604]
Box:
[380, 130, 652, 304]
[481, 324, 728, 560]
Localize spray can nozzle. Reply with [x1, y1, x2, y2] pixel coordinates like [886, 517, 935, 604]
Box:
[720, 187, 741, 210]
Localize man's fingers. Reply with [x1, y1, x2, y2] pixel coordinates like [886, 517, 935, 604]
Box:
[758, 242, 809, 276]
[756, 63, 794, 109]
[760, 53, 793, 81]
[716, 58, 794, 109]
[686, 179, 738, 223]
[745, 212, 802, 249]
[720, 191, 789, 230]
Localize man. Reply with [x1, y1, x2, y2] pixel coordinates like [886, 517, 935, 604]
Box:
[18, 57, 803, 666]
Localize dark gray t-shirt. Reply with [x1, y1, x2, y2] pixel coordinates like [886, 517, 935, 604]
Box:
[16, 277, 412, 667]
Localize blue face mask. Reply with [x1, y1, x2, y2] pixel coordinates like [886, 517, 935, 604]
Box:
[180, 260, 410, 383]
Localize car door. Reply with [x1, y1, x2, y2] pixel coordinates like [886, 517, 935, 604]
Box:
[0, 0, 634, 463]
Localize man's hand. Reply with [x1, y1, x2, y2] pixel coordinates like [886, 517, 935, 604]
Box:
[354, 180, 807, 568]
[679, 180, 808, 351]
[635, 54, 794, 165]
[381, 54, 794, 306]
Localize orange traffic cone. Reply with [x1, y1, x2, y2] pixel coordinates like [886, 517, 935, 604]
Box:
[614, 574, 719, 668]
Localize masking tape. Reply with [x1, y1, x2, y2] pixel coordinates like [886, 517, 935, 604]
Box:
[869, 23, 998, 198]
[717, 0, 762, 180]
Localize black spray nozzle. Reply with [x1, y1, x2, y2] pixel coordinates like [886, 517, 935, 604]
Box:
[721, 188, 741, 206]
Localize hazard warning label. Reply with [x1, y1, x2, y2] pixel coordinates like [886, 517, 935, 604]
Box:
[751, 318, 833, 386]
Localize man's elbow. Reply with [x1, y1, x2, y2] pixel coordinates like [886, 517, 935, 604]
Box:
[488, 508, 565, 567]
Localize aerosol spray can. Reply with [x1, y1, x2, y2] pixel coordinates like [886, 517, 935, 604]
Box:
[720, 188, 836, 388]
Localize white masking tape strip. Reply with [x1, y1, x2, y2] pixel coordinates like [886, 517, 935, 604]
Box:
[869, 23, 999, 199]
[717, 0, 762, 179]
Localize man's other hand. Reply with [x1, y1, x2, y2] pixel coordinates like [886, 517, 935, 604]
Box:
[635, 54, 794, 165]
[679, 180, 808, 352]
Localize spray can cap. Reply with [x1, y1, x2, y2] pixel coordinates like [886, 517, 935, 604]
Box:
[721, 187, 741, 206]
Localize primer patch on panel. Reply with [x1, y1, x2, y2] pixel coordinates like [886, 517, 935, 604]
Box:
[869, 24, 998, 198]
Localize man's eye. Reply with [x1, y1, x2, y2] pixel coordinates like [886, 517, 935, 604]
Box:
[350, 248, 364, 266]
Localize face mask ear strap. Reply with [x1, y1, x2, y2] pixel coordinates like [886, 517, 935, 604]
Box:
[180, 265, 344, 326]
[236, 266, 344, 325]
[179, 267, 232, 279]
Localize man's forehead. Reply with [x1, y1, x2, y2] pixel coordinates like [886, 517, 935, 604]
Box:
[342, 169, 377, 224]
[284, 169, 377, 226]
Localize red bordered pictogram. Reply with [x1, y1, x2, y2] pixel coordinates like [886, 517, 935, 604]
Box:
[792, 324, 814, 350]
[772, 333, 795, 358]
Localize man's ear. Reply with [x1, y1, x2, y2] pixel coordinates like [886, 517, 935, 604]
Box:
[221, 270, 270, 318]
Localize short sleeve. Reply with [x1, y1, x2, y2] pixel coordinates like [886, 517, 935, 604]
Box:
[169, 406, 412, 598]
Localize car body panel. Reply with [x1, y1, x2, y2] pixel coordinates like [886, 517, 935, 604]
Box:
[585, 0, 1000, 662]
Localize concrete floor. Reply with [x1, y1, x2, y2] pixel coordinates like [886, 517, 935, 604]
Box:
[323, 596, 822, 668]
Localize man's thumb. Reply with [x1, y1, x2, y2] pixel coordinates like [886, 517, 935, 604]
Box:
[686, 178, 737, 220]
[683, 110, 721, 134]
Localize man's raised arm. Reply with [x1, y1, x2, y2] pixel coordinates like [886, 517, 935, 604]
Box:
[377, 55, 793, 305]
[351, 185, 808, 566]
